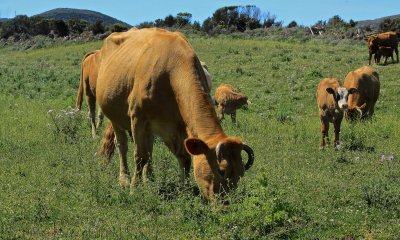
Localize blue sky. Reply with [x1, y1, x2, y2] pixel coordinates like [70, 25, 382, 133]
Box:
[1, 0, 399, 26]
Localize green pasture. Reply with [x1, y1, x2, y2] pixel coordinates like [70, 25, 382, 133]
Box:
[1, 36, 399, 239]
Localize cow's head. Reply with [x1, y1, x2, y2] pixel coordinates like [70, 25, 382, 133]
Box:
[184, 137, 254, 203]
[326, 87, 358, 110]
[238, 95, 249, 109]
[367, 36, 379, 54]
[346, 103, 367, 121]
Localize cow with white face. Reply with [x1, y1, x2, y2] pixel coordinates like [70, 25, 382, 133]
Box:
[317, 78, 357, 149]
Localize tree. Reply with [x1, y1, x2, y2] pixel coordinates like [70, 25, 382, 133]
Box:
[202, 17, 214, 33]
[68, 18, 89, 34]
[137, 21, 154, 29]
[379, 18, 400, 32]
[154, 18, 165, 27]
[203, 5, 269, 33]
[176, 12, 192, 27]
[30, 16, 51, 36]
[164, 15, 176, 27]
[91, 20, 105, 35]
[107, 23, 129, 33]
[349, 19, 357, 27]
[51, 19, 69, 37]
[287, 20, 298, 28]
[192, 21, 201, 31]
[0, 15, 31, 39]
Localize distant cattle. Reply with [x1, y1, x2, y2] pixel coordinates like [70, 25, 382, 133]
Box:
[317, 78, 358, 149]
[343, 66, 380, 121]
[214, 84, 249, 124]
[366, 31, 399, 65]
[75, 50, 104, 138]
[96, 28, 254, 202]
[374, 46, 394, 65]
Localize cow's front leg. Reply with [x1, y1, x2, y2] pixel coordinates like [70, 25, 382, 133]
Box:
[131, 117, 154, 189]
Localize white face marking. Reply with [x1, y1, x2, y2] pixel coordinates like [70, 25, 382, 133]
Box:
[337, 87, 349, 110]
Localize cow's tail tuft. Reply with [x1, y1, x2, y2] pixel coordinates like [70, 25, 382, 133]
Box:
[99, 122, 115, 161]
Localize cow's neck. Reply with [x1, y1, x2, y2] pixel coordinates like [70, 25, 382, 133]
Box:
[173, 71, 226, 145]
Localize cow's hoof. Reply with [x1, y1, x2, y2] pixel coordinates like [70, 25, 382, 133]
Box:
[119, 174, 131, 187]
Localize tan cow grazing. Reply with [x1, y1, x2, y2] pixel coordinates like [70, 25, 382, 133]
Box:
[343, 66, 380, 121]
[374, 46, 394, 65]
[75, 28, 139, 138]
[317, 78, 358, 149]
[75, 50, 104, 138]
[96, 28, 254, 202]
[214, 84, 249, 124]
[367, 31, 399, 65]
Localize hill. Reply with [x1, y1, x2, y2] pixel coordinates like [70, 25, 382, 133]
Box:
[356, 14, 400, 31]
[0, 18, 10, 22]
[35, 8, 131, 26]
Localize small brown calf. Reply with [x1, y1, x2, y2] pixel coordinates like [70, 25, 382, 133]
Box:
[317, 78, 357, 149]
[374, 46, 394, 65]
[214, 84, 249, 124]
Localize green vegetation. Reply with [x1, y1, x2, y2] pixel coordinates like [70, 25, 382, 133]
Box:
[1, 36, 400, 239]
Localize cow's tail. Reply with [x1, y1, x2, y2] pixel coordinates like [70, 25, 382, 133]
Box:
[99, 122, 115, 161]
[75, 51, 96, 111]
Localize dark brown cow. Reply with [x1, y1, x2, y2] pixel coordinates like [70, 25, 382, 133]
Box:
[214, 84, 249, 124]
[374, 46, 394, 65]
[367, 31, 399, 65]
[343, 66, 380, 121]
[96, 28, 254, 202]
[317, 78, 357, 149]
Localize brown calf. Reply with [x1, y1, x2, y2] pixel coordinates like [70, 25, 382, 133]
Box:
[317, 78, 357, 149]
[214, 84, 249, 124]
[374, 46, 394, 65]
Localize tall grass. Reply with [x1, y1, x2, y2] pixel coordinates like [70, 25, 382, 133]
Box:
[1, 36, 399, 239]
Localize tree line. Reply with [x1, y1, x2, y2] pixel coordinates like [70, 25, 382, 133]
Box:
[1, 5, 399, 41]
[0, 15, 129, 40]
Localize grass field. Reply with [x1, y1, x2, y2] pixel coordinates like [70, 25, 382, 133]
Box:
[1, 35, 400, 239]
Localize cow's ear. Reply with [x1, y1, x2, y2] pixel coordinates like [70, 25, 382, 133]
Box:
[326, 87, 335, 95]
[348, 88, 358, 94]
[184, 138, 209, 155]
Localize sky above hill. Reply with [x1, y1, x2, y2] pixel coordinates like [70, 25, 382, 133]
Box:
[1, 0, 399, 26]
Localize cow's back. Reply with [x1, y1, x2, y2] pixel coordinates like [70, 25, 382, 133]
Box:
[96, 28, 209, 132]
[369, 31, 399, 48]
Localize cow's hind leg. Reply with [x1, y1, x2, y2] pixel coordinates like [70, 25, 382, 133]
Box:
[113, 124, 130, 187]
[86, 91, 97, 138]
[320, 116, 329, 149]
[395, 46, 399, 63]
[96, 109, 104, 130]
[131, 117, 154, 189]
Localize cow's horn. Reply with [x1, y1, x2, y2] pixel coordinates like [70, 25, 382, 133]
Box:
[216, 142, 223, 161]
[243, 144, 254, 170]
